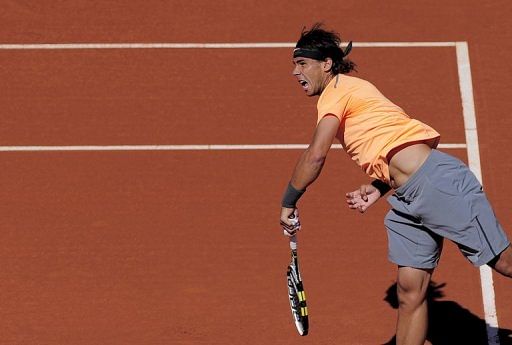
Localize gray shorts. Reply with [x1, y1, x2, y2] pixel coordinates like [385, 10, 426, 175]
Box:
[385, 149, 510, 269]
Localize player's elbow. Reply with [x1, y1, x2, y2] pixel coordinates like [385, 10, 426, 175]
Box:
[305, 148, 327, 167]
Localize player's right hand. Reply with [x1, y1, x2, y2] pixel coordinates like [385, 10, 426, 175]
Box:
[280, 207, 301, 237]
[345, 184, 381, 213]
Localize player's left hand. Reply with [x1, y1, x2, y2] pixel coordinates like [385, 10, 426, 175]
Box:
[280, 207, 301, 237]
[346, 184, 381, 213]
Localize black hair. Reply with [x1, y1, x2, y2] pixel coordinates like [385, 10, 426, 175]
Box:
[295, 23, 356, 75]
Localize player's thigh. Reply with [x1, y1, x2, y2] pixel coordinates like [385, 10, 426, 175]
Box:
[417, 167, 509, 266]
[385, 209, 443, 269]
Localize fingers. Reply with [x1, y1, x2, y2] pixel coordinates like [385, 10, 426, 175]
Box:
[346, 195, 360, 205]
[359, 184, 369, 202]
[345, 190, 358, 199]
[347, 203, 366, 213]
[346, 191, 363, 206]
[346, 186, 367, 201]
[280, 219, 299, 230]
[281, 208, 301, 237]
[346, 188, 370, 213]
[281, 220, 300, 236]
[283, 228, 298, 237]
[346, 184, 374, 213]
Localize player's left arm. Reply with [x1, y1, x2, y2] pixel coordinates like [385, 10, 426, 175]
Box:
[281, 114, 340, 233]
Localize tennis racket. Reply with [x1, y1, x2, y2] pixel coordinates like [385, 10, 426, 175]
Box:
[286, 234, 309, 336]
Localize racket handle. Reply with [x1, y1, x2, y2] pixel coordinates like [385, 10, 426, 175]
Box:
[289, 235, 297, 250]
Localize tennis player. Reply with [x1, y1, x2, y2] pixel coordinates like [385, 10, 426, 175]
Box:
[280, 23, 512, 344]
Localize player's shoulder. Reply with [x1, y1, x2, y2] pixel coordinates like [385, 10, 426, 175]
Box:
[335, 74, 386, 100]
[338, 74, 377, 89]
[320, 75, 376, 98]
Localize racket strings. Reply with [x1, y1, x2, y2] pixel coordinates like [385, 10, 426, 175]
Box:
[286, 248, 309, 336]
[287, 266, 308, 317]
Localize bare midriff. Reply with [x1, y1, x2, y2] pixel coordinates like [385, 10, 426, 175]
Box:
[387, 142, 433, 189]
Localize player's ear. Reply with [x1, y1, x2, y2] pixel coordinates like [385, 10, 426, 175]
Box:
[322, 58, 333, 72]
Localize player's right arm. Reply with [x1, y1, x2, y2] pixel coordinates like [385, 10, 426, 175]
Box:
[289, 115, 340, 191]
[281, 114, 340, 235]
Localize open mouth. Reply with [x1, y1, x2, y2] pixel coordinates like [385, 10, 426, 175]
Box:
[298, 80, 309, 91]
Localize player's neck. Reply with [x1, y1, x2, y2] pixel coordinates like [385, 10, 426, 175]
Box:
[318, 73, 337, 95]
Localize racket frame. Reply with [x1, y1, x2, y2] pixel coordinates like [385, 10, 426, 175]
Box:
[286, 235, 309, 336]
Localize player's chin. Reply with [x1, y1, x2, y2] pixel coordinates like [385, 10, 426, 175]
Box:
[302, 86, 316, 97]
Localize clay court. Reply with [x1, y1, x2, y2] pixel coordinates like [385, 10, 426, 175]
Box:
[0, 1, 511, 344]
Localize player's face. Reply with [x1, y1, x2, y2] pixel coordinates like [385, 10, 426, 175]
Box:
[292, 57, 329, 97]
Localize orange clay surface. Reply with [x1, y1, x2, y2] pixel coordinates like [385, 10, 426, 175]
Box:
[0, 1, 511, 344]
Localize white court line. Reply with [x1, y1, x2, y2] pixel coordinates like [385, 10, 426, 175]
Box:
[456, 42, 500, 345]
[0, 42, 457, 50]
[0, 143, 466, 152]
